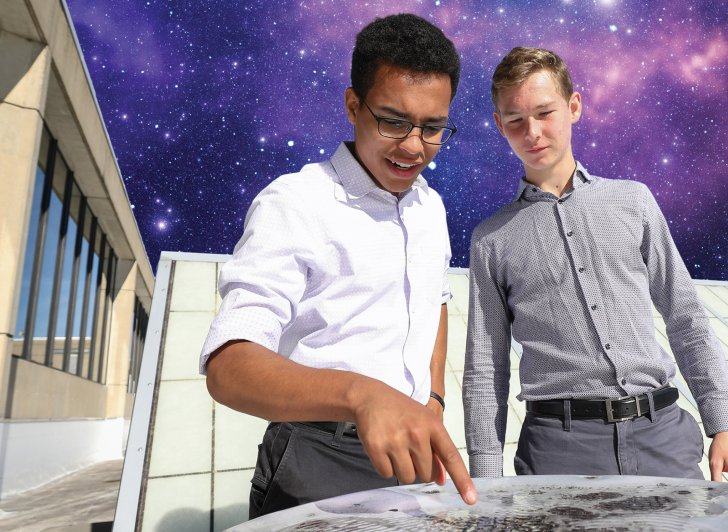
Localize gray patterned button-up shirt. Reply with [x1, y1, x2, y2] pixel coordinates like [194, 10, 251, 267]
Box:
[463, 162, 728, 478]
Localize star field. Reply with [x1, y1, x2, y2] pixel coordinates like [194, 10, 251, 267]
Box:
[66, 0, 728, 280]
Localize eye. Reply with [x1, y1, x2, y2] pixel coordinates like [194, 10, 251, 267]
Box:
[382, 118, 407, 129]
[539, 111, 554, 118]
[423, 125, 444, 135]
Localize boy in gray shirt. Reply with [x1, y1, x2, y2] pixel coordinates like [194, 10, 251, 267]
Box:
[464, 46, 728, 481]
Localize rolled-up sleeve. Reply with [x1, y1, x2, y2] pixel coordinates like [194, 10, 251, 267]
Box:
[199, 181, 317, 374]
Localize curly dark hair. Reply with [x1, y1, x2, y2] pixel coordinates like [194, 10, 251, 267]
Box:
[351, 14, 460, 102]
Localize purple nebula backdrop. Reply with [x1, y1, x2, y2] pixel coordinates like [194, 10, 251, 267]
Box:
[66, 0, 728, 280]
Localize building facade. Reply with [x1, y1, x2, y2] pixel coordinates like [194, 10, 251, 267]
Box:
[0, 0, 153, 498]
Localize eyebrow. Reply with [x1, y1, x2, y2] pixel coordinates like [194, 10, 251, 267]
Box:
[376, 105, 449, 124]
[502, 101, 556, 116]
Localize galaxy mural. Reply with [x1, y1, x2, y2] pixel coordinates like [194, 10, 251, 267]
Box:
[65, 0, 728, 279]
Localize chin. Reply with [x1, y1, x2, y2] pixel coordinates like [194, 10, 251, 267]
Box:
[389, 180, 418, 194]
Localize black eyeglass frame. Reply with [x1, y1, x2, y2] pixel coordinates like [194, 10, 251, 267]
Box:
[361, 100, 457, 145]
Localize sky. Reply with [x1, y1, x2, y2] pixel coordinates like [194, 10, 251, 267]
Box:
[65, 0, 728, 280]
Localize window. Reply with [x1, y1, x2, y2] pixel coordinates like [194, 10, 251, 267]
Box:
[128, 297, 149, 394]
[14, 125, 119, 384]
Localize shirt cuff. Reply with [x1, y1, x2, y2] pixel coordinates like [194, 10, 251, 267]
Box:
[698, 398, 728, 437]
[468, 452, 503, 478]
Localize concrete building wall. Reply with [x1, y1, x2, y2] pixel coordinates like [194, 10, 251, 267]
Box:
[104, 260, 138, 419]
[8, 358, 108, 419]
[0, 0, 154, 498]
[0, 29, 52, 418]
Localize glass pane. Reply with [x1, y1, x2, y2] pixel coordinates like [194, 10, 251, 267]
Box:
[52, 191, 78, 369]
[13, 166, 46, 357]
[127, 300, 137, 393]
[95, 253, 116, 383]
[69, 204, 91, 374]
[80, 231, 100, 378]
[31, 157, 67, 364]
[54, 182, 83, 370]
[105, 255, 118, 382]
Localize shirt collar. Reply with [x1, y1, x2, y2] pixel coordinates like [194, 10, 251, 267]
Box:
[331, 142, 427, 200]
[515, 160, 594, 201]
[572, 161, 593, 188]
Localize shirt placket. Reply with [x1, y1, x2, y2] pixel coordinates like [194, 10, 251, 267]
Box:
[554, 195, 625, 389]
[397, 194, 419, 395]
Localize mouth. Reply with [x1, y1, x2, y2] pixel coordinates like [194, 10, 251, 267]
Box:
[385, 157, 421, 176]
[526, 146, 547, 154]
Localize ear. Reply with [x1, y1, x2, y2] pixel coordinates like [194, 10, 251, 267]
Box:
[345, 87, 359, 126]
[569, 91, 582, 124]
[493, 111, 506, 137]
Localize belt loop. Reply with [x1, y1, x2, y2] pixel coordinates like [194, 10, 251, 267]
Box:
[646, 391, 657, 423]
[332, 422, 345, 447]
[563, 399, 572, 432]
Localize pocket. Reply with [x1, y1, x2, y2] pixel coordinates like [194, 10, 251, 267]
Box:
[254, 423, 298, 516]
[514, 454, 532, 475]
[248, 482, 266, 520]
[250, 423, 294, 495]
[409, 244, 447, 306]
[684, 409, 705, 460]
[514, 415, 535, 475]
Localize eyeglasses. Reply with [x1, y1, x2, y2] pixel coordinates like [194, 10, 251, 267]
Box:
[362, 101, 457, 145]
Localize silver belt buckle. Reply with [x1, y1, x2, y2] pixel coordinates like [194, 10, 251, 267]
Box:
[606, 396, 641, 423]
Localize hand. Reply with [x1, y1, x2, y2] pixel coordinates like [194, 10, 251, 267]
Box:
[709, 431, 728, 481]
[353, 381, 477, 505]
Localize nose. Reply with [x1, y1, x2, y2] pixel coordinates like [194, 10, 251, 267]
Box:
[525, 116, 541, 142]
[399, 126, 425, 154]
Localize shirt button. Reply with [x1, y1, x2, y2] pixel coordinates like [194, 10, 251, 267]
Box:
[578, 267, 585, 273]
[605, 343, 611, 350]
[567, 231, 573, 237]
[558, 199, 564, 204]
[621, 378, 627, 385]
[591, 304, 598, 310]
[531, 187, 537, 192]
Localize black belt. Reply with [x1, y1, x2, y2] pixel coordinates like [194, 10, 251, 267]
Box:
[526, 386, 679, 423]
[299, 421, 358, 437]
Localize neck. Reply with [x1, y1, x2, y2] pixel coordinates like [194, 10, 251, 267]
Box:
[348, 141, 405, 197]
[525, 156, 577, 198]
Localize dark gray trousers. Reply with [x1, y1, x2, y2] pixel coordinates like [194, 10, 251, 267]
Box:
[515, 402, 705, 478]
[249, 422, 399, 519]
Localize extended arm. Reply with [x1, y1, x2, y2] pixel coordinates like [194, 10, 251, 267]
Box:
[427, 304, 448, 420]
[202, 182, 476, 499]
[207, 339, 476, 501]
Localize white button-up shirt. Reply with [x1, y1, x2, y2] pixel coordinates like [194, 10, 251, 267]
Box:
[200, 142, 451, 404]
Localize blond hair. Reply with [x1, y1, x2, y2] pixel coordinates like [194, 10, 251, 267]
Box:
[491, 47, 573, 110]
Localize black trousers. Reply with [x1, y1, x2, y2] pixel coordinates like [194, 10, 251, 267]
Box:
[249, 422, 399, 519]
